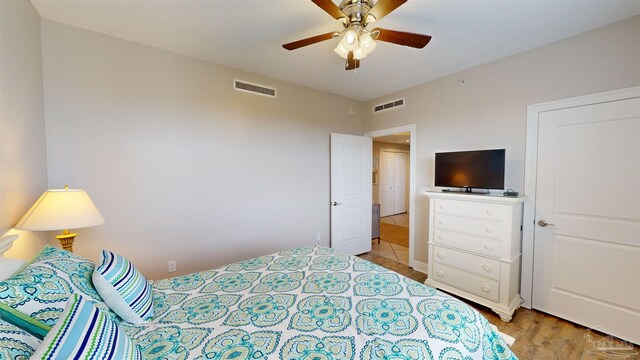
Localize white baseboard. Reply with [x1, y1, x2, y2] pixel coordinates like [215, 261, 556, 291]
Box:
[410, 260, 428, 274]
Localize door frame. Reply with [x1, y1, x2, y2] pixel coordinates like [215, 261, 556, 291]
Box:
[521, 86, 640, 309]
[365, 125, 418, 270]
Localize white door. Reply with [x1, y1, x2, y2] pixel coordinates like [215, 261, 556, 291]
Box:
[393, 152, 407, 214]
[379, 151, 394, 217]
[379, 151, 408, 217]
[532, 97, 640, 344]
[330, 133, 372, 255]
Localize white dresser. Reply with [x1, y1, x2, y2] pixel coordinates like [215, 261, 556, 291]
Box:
[424, 192, 526, 321]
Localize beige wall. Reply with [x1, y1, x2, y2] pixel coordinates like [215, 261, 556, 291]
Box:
[372, 141, 409, 209]
[5, 9, 638, 276]
[41, 20, 364, 279]
[0, 0, 49, 259]
[364, 16, 640, 264]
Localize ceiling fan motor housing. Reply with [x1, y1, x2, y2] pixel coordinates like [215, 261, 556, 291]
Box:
[339, 0, 374, 25]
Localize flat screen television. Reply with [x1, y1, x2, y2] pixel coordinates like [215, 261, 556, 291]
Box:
[435, 149, 505, 191]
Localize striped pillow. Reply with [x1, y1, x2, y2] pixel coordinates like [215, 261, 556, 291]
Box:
[31, 294, 143, 359]
[92, 250, 154, 324]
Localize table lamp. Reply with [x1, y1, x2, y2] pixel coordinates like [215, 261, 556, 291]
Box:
[14, 186, 105, 252]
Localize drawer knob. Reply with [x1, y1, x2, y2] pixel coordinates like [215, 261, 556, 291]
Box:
[482, 265, 491, 272]
[436, 271, 444, 277]
[486, 210, 493, 215]
[485, 227, 493, 233]
[438, 235, 444, 240]
[482, 285, 490, 293]
[484, 245, 493, 251]
[437, 253, 444, 259]
[439, 204, 444, 209]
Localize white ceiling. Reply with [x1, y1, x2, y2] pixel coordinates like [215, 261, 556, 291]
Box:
[31, 0, 640, 101]
[374, 133, 411, 144]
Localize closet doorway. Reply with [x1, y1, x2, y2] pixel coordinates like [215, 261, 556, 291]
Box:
[379, 150, 408, 217]
[370, 132, 411, 265]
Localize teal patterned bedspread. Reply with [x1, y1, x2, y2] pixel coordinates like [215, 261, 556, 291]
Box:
[118, 246, 516, 359]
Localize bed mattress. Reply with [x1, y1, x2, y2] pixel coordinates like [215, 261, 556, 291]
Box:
[117, 246, 516, 359]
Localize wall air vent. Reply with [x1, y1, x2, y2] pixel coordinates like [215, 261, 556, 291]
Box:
[373, 98, 405, 113]
[234, 80, 277, 98]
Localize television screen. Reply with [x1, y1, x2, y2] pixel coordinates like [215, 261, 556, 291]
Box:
[435, 149, 505, 190]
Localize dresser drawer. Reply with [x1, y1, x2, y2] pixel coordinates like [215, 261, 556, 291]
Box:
[434, 199, 506, 221]
[434, 214, 504, 239]
[431, 264, 500, 302]
[433, 246, 501, 280]
[434, 229, 501, 258]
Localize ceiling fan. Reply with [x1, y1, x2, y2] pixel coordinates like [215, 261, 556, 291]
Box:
[283, 0, 431, 70]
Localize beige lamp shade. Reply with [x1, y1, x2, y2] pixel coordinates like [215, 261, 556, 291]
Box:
[14, 188, 105, 231]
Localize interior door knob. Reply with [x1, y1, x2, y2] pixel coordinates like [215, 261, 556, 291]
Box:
[538, 220, 555, 227]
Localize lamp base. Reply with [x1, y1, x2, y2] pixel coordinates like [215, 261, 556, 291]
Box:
[55, 232, 77, 252]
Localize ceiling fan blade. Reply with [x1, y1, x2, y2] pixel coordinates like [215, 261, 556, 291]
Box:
[283, 32, 336, 50]
[345, 51, 360, 71]
[373, 28, 432, 48]
[365, 0, 407, 24]
[311, 0, 347, 20]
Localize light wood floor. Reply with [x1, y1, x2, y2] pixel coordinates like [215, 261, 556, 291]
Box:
[358, 252, 640, 360]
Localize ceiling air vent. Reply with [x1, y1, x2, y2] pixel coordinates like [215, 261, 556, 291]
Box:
[373, 98, 405, 113]
[234, 80, 277, 98]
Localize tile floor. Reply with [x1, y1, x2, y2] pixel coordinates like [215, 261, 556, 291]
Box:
[371, 213, 409, 265]
[380, 213, 409, 227]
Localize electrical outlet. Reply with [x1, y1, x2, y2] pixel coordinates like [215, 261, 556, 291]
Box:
[315, 232, 321, 242]
[168, 260, 176, 273]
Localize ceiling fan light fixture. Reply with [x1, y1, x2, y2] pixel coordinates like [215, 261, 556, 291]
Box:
[359, 32, 377, 55]
[365, 14, 377, 24]
[353, 47, 367, 60]
[334, 42, 350, 59]
[342, 29, 359, 50]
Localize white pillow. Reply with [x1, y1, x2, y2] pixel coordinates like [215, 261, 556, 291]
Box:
[0, 258, 26, 281]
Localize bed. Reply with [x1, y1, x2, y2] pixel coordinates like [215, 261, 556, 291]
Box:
[0, 244, 516, 359]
